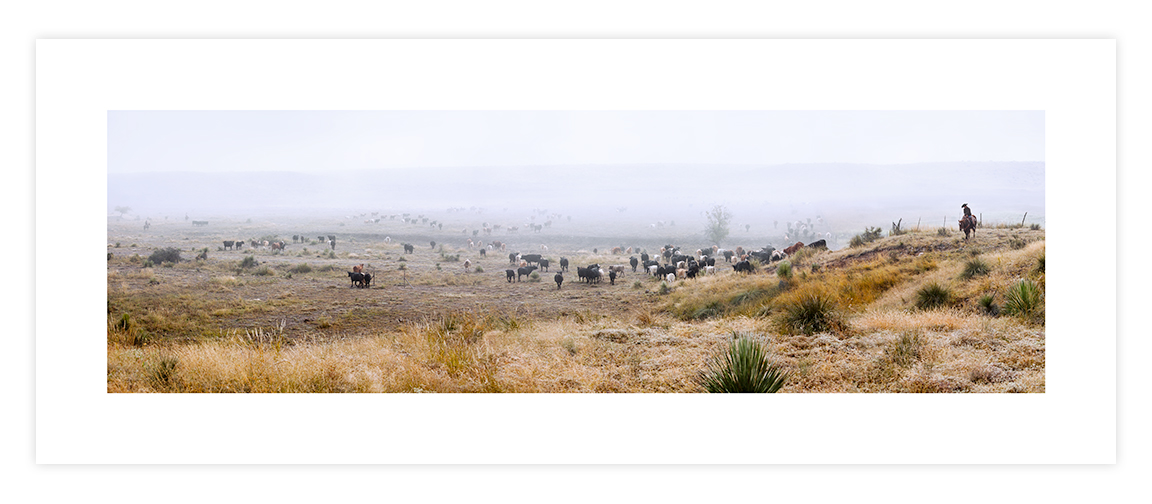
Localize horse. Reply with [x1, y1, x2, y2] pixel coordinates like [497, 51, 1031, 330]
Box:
[959, 214, 978, 240]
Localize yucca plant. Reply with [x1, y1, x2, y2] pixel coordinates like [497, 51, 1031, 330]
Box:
[915, 282, 952, 310]
[776, 260, 793, 279]
[960, 258, 991, 279]
[978, 293, 1000, 316]
[780, 291, 843, 335]
[1003, 279, 1043, 320]
[700, 334, 788, 393]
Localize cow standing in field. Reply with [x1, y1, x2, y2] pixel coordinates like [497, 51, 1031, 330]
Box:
[555, 273, 563, 290]
[223, 240, 234, 250]
[505, 269, 516, 283]
[559, 257, 569, 272]
[630, 256, 638, 272]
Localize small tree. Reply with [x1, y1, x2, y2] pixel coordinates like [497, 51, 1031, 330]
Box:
[704, 205, 732, 246]
[114, 206, 132, 219]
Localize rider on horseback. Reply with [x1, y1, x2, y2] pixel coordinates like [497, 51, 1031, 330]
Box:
[962, 203, 973, 219]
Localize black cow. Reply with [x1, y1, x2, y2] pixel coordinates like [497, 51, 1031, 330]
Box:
[505, 269, 515, 283]
[733, 260, 754, 273]
[235, 240, 244, 250]
[520, 254, 543, 266]
[517, 266, 538, 281]
[223, 240, 234, 250]
[348, 271, 365, 287]
[403, 243, 415, 254]
[609, 270, 617, 285]
[480, 248, 486, 257]
[555, 273, 563, 290]
[641, 252, 650, 263]
[362, 273, 372, 288]
[430, 241, 436, 249]
[808, 239, 827, 250]
[509, 252, 518, 265]
[539, 259, 550, 272]
[629, 256, 638, 272]
[559, 257, 569, 272]
[723, 250, 735, 262]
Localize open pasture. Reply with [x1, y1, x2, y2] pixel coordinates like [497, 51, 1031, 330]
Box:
[107, 211, 1045, 393]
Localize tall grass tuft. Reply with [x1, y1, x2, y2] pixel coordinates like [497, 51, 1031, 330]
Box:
[959, 258, 990, 279]
[238, 256, 257, 269]
[776, 260, 793, 279]
[915, 282, 952, 310]
[978, 293, 1000, 316]
[1003, 279, 1043, 321]
[778, 289, 845, 335]
[700, 334, 788, 393]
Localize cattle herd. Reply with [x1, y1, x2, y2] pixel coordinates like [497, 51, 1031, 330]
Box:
[209, 228, 830, 291]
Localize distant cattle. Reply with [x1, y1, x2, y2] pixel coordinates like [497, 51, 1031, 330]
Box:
[463, 259, 471, 270]
[352, 264, 363, 274]
[508, 252, 518, 265]
[505, 269, 516, 283]
[784, 241, 804, 255]
[539, 259, 550, 272]
[192, 220, 208, 226]
[555, 273, 564, 290]
[348, 271, 366, 288]
[559, 257, 569, 272]
[520, 254, 543, 266]
[517, 266, 538, 281]
[480, 248, 487, 257]
[807, 239, 827, 250]
[629, 256, 638, 272]
[403, 243, 415, 254]
[223, 240, 235, 250]
[733, 260, 754, 273]
[234, 241, 243, 250]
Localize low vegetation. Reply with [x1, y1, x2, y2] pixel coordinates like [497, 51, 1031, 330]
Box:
[107, 220, 1045, 393]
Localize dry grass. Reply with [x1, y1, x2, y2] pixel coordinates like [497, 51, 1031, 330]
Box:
[107, 223, 1044, 393]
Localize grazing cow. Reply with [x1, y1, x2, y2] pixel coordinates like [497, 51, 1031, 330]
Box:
[629, 256, 638, 272]
[539, 259, 550, 272]
[705, 265, 716, 275]
[520, 254, 543, 267]
[362, 273, 372, 288]
[665, 273, 676, 283]
[555, 273, 563, 290]
[505, 269, 516, 283]
[559, 257, 569, 272]
[403, 243, 415, 254]
[292, 235, 299, 243]
[735, 246, 745, 258]
[784, 241, 804, 255]
[609, 265, 626, 277]
[676, 268, 687, 279]
[609, 270, 617, 285]
[733, 260, 754, 273]
[641, 253, 650, 263]
[517, 266, 538, 281]
[807, 239, 827, 250]
[348, 271, 365, 288]
[771, 250, 787, 262]
[223, 240, 234, 250]
[720, 249, 735, 262]
[508, 252, 518, 265]
[480, 248, 487, 257]
[271, 241, 286, 251]
[234, 241, 243, 250]
[648, 264, 659, 276]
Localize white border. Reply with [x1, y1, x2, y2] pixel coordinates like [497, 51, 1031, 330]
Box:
[37, 39, 1115, 464]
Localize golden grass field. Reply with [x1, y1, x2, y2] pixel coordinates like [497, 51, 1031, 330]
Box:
[107, 217, 1044, 393]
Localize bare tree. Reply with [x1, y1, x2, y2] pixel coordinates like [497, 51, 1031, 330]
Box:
[705, 205, 732, 245]
[114, 205, 131, 219]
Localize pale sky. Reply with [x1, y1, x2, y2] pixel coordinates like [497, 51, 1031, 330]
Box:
[107, 111, 1044, 173]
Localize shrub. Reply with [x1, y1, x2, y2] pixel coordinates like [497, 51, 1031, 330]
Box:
[850, 226, 883, 248]
[289, 263, 313, 274]
[937, 227, 950, 237]
[1034, 254, 1045, 275]
[1030, 223, 1042, 231]
[1008, 235, 1027, 250]
[141, 259, 155, 268]
[632, 280, 643, 289]
[658, 281, 671, 295]
[238, 256, 258, 269]
[528, 271, 541, 282]
[959, 258, 991, 280]
[978, 293, 1000, 316]
[915, 282, 952, 310]
[253, 266, 274, 276]
[700, 334, 788, 393]
[148, 247, 182, 265]
[776, 261, 792, 279]
[475, 266, 484, 273]
[107, 252, 113, 261]
[885, 332, 923, 368]
[1003, 279, 1043, 320]
[890, 219, 906, 236]
[779, 290, 844, 335]
[149, 357, 179, 389]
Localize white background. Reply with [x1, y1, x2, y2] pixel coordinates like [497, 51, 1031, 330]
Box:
[7, 2, 1141, 503]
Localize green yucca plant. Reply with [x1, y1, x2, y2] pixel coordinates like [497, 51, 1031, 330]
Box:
[780, 292, 843, 335]
[700, 334, 788, 393]
[978, 293, 1000, 316]
[960, 258, 991, 280]
[915, 282, 952, 310]
[1003, 279, 1043, 320]
[776, 260, 793, 279]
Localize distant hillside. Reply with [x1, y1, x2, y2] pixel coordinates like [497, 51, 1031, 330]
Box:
[108, 162, 1043, 221]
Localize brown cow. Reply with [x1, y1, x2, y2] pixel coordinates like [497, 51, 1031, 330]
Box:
[352, 264, 363, 274]
[784, 241, 804, 255]
[612, 247, 623, 255]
